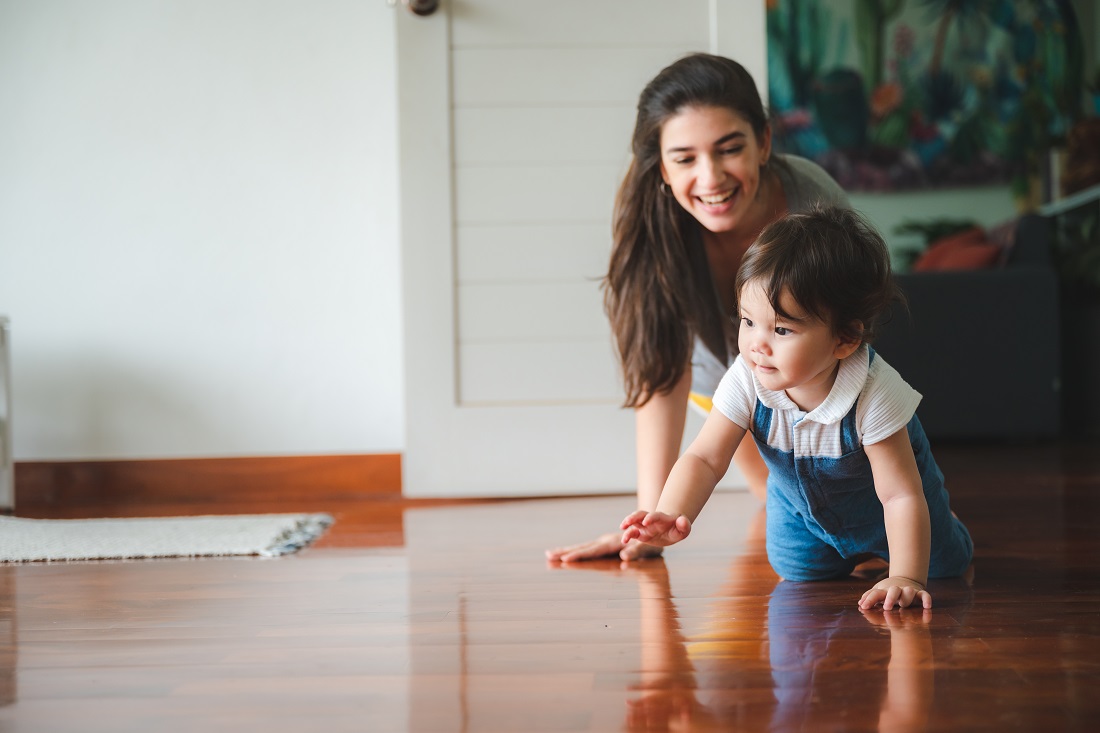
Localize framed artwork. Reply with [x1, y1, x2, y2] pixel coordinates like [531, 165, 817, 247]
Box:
[766, 0, 1085, 194]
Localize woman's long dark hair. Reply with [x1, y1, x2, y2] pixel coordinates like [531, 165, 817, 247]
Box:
[604, 53, 771, 407]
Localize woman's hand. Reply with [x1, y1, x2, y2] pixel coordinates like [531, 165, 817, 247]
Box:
[620, 510, 692, 548]
[859, 576, 932, 611]
[545, 532, 664, 562]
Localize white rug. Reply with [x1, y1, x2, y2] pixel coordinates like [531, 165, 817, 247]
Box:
[0, 513, 333, 563]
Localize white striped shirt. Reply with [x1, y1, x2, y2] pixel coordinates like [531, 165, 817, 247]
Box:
[712, 345, 922, 458]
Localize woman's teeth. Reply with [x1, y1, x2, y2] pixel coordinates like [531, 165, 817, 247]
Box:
[698, 191, 734, 205]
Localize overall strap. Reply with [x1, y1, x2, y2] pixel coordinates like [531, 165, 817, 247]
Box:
[839, 400, 861, 454]
[752, 398, 772, 439]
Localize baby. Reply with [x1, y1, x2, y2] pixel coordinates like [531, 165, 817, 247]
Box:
[621, 206, 973, 610]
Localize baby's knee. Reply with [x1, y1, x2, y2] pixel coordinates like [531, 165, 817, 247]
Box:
[928, 520, 974, 578]
[929, 543, 973, 579]
[766, 546, 853, 582]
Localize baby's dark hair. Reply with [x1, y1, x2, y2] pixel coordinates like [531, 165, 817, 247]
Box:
[735, 205, 904, 345]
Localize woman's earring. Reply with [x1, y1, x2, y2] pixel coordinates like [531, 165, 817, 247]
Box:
[659, 181, 671, 196]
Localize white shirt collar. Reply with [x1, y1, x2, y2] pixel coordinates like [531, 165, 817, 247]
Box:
[751, 344, 869, 424]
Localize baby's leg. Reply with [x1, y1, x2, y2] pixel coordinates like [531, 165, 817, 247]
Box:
[766, 497, 855, 581]
[927, 511, 974, 578]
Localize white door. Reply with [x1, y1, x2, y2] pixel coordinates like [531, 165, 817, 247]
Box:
[397, 0, 766, 497]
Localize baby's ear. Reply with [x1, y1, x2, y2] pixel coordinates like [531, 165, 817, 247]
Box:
[833, 321, 864, 359]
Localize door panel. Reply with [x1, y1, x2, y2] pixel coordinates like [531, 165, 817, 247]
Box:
[458, 282, 605, 342]
[452, 47, 694, 106]
[459, 342, 622, 405]
[449, 0, 711, 47]
[454, 163, 622, 223]
[456, 223, 609, 281]
[454, 108, 634, 166]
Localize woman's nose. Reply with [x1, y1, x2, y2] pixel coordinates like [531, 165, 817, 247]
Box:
[699, 155, 725, 187]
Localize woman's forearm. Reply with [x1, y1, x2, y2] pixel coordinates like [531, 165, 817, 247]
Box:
[634, 373, 691, 511]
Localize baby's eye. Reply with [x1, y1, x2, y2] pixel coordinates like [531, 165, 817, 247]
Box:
[774, 326, 792, 336]
[741, 317, 754, 328]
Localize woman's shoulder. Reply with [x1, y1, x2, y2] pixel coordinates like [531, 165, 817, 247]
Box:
[775, 153, 833, 181]
[774, 154, 850, 211]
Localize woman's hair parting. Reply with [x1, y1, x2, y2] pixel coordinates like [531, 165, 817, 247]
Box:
[735, 205, 905, 345]
[604, 53, 769, 407]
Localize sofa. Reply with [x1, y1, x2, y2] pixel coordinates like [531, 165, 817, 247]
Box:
[873, 214, 1061, 440]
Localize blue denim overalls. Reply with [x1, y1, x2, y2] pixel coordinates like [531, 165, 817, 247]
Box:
[752, 350, 973, 581]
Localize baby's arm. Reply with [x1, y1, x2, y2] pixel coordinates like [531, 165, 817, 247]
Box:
[861, 428, 932, 610]
[621, 409, 746, 547]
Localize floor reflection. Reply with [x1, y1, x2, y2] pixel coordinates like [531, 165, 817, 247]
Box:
[622, 510, 941, 733]
[627, 561, 718, 731]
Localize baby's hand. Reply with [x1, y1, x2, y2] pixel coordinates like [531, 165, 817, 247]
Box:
[620, 510, 692, 547]
[859, 576, 932, 611]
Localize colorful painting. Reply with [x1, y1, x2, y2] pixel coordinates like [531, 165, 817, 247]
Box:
[766, 0, 1086, 196]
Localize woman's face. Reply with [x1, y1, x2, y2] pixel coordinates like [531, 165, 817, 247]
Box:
[658, 105, 771, 234]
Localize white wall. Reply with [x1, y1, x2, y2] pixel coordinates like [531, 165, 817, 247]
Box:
[0, 0, 403, 460]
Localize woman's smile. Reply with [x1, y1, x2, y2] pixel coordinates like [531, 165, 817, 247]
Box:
[697, 189, 735, 206]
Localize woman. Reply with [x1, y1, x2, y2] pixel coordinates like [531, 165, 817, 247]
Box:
[546, 53, 848, 562]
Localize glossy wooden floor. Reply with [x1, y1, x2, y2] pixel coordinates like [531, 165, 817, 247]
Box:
[2, 442, 1099, 732]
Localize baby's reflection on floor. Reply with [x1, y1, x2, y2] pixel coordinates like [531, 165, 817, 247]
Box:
[623, 509, 966, 733]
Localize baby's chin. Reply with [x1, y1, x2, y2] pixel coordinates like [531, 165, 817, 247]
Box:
[751, 366, 789, 390]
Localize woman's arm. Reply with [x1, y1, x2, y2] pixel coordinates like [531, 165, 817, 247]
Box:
[545, 370, 692, 562]
[634, 370, 692, 512]
[859, 428, 932, 610]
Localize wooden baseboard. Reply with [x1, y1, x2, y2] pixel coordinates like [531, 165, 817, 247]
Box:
[15, 453, 401, 507]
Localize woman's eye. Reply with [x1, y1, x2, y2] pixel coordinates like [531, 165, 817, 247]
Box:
[721, 146, 743, 155]
[674, 157, 693, 165]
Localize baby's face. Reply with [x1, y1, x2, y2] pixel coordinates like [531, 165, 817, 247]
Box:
[736, 282, 852, 411]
